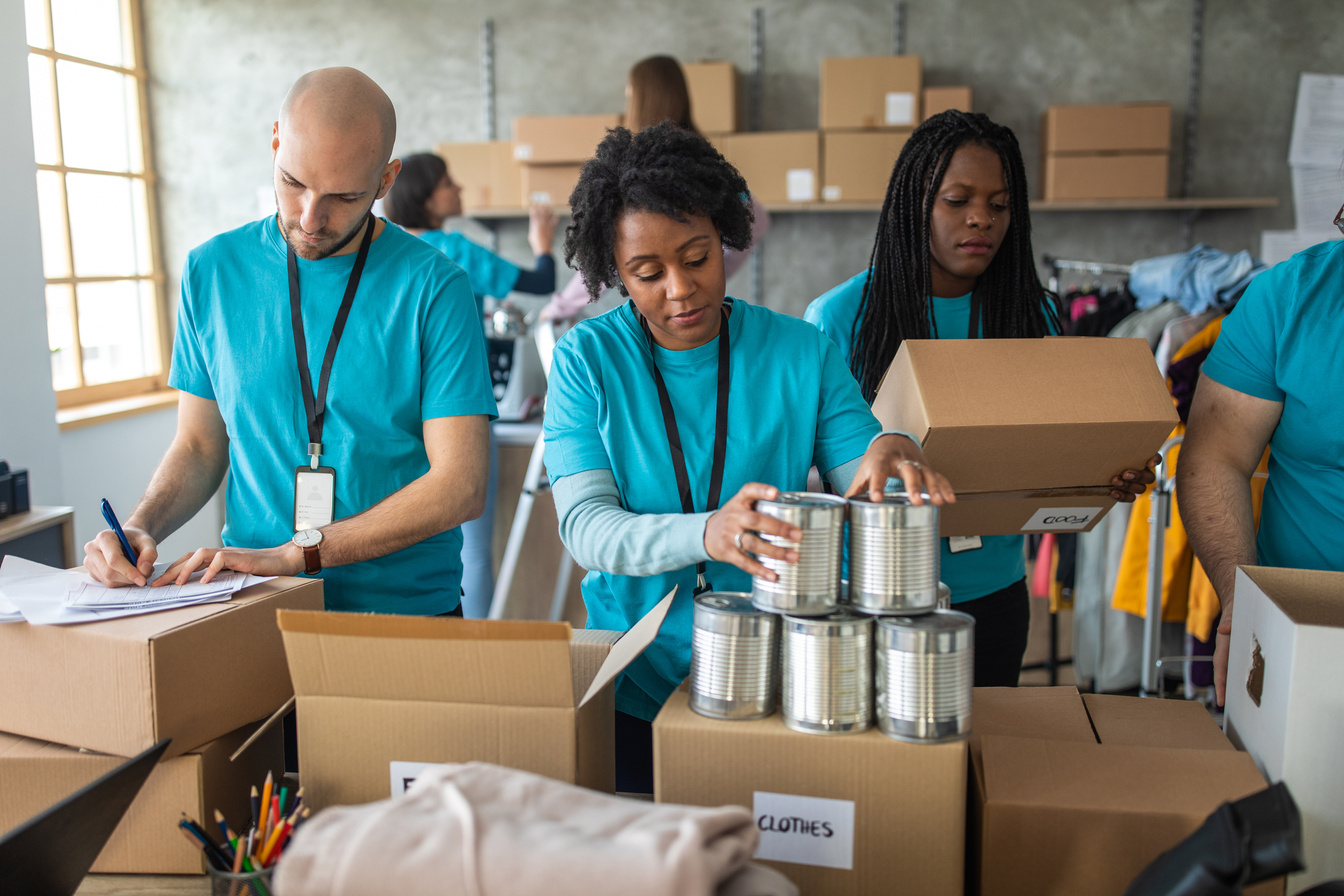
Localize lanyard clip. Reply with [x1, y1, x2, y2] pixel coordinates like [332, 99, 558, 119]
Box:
[308, 442, 322, 470]
[693, 564, 712, 597]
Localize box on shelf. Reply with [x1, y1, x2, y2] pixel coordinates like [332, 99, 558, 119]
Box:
[655, 688, 966, 896]
[521, 163, 583, 207]
[923, 86, 972, 121]
[0, 719, 283, 874]
[719, 131, 820, 204]
[277, 592, 673, 810]
[434, 141, 523, 210]
[683, 60, 741, 134]
[821, 130, 908, 202]
[1225, 565, 1344, 893]
[870, 337, 1178, 536]
[512, 114, 622, 165]
[969, 688, 1280, 896]
[820, 55, 922, 130]
[1042, 102, 1172, 154]
[1042, 152, 1169, 201]
[0, 577, 322, 759]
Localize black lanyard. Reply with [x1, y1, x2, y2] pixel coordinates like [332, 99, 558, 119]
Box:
[640, 305, 731, 596]
[968, 289, 982, 339]
[287, 213, 375, 468]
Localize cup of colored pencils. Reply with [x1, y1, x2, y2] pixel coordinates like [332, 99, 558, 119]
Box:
[178, 770, 311, 896]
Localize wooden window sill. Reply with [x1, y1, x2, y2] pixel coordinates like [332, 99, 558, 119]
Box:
[57, 389, 179, 431]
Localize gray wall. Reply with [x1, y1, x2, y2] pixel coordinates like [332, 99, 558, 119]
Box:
[142, 0, 1340, 319]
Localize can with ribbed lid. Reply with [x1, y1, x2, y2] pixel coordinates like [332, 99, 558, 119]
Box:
[751, 492, 847, 616]
[875, 610, 974, 743]
[689, 592, 779, 720]
[847, 494, 940, 615]
[781, 608, 873, 735]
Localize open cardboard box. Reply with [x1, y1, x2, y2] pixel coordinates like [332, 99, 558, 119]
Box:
[0, 577, 322, 758]
[872, 337, 1178, 536]
[969, 687, 1280, 896]
[274, 591, 673, 810]
[1225, 565, 1344, 893]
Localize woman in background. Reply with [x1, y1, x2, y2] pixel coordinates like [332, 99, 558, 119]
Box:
[539, 55, 769, 322]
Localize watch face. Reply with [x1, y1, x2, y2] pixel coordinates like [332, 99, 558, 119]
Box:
[293, 528, 322, 547]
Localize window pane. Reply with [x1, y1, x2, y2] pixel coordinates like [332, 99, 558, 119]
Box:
[57, 60, 142, 173]
[46, 284, 80, 390]
[51, 0, 128, 68]
[35, 170, 71, 278]
[76, 280, 160, 385]
[67, 173, 152, 277]
[28, 55, 59, 165]
[25, 0, 51, 49]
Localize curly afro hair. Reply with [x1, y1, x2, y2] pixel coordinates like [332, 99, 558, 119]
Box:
[563, 121, 755, 300]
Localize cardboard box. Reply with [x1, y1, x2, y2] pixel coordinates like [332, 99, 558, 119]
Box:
[655, 688, 966, 895]
[871, 337, 1178, 536]
[1225, 566, 1344, 893]
[923, 86, 972, 121]
[1043, 152, 1170, 201]
[0, 720, 284, 874]
[434, 141, 523, 210]
[821, 130, 909, 202]
[277, 592, 672, 810]
[512, 114, 621, 164]
[0, 577, 322, 759]
[719, 131, 820, 204]
[521, 163, 583, 206]
[970, 688, 1279, 896]
[820, 56, 922, 130]
[684, 60, 741, 134]
[1042, 102, 1172, 153]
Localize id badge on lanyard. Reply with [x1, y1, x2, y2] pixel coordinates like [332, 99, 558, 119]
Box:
[294, 466, 337, 530]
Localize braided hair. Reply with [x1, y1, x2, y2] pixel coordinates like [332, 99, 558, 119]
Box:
[849, 110, 1062, 401]
[564, 121, 755, 300]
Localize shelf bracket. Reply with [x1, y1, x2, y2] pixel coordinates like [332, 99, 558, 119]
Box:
[481, 18, 496, 142]
[892, 2, 907, 56]
[1179, 0, 1206, 246]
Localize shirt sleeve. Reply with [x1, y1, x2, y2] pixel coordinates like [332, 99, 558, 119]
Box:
[166, 253, 216, 400]
[512, 254, 556, 294]
[1201, 267, 1285, 402]
[539, 269, 598, 321]
[451, 237, 522, 299]
[542, 334, 616, 478]
[812, 330, 882, 473]
[419, 267, 499, 420]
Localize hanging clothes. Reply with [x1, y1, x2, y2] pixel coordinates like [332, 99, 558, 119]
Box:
[1107, 301, 1188, 349]
[1129, 244, 1268, 315]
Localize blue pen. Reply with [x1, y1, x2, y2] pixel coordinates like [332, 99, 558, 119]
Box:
[100, 498, 139, 567]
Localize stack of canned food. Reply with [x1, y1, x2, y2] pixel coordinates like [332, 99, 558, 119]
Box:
[688, 492, 974, 744]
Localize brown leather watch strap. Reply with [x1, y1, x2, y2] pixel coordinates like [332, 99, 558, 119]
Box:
[302, 542, 321, 575]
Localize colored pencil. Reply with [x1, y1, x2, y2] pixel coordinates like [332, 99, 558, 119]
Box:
[178, 819, 229, 871]
[258, 772, 274, 844]
[276, 785, 289, 818]
[250, 785, 260, 831]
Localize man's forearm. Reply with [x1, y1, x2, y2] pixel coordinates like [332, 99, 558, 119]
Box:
[128, 437, 230, 544]
[1180, 454, 1259, 608]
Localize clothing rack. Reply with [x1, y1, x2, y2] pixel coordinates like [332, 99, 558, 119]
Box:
[1044, 255, 1133, 294]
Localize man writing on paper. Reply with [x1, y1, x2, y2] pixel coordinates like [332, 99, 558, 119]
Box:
[82, 67, 496, 616]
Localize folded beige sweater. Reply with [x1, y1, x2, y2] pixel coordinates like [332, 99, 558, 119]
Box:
[273, 762, 797, 896]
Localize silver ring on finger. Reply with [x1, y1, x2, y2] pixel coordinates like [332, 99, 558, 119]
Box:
[896, 459, 923, 474]
[734, 531, 747, 552]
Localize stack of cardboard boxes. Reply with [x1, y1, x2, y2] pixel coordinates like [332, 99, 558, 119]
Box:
[0, 577, 323, 873]
[1041, 102, 1172, 201]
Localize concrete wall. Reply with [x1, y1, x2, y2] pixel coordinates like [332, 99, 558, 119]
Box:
[141, 0, 1343, 320]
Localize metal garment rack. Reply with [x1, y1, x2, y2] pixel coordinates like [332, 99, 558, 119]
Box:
[1043, 255, 1133, 294]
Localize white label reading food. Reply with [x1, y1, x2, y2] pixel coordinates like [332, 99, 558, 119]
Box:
[389, 761, 448, 797]
[822, 185, 842, 201]
[1020, 506, 1106, 532]
[949, 535, 983, 553]
[753, 791, 855, 870]
[786, 169, 816, 202]
[513, 144, 534, 160]
[885, 92, 916, 125]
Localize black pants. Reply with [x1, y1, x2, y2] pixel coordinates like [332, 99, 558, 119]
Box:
[614, 710, 655, 795]
[956, 578, 1032, 687]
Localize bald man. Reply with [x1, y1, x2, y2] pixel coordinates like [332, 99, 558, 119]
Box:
[83, 68, 496, 615]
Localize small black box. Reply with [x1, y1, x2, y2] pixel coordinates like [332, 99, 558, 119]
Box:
[0, 472, 12, 520]
[10, 468, 29, 514]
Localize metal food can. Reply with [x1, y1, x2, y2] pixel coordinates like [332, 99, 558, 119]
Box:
[751, 492, 847, 616]
[847, 494, 940, 616]
[937, 581, 952, 610]
[781, 608, 873, 735]
[875, 610, 974, 743]
[689, 592, 779, 720]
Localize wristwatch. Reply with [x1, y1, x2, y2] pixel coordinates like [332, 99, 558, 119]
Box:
[292, 528, 323, 575]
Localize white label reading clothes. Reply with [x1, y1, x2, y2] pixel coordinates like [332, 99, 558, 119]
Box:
[752, 791, 856, 870]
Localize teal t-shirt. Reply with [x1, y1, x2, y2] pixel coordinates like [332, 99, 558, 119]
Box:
[544, 298, 880, 720]
[804, 269, 1027, 603]
[169, 217, 498, 614]
[1201, 239, 1344, 574]
[415, 230, 520, 315]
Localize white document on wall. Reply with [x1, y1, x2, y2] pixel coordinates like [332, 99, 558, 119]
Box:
[1289, 73, 1344, 168]
[1260, 229, 1342, 266]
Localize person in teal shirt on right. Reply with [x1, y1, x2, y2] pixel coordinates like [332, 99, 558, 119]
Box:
[807, 110, 1157, 687]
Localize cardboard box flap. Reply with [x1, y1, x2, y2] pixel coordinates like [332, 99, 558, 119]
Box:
[969, 687, 1096, 764]
[278, 610, 576, 708]
[579, 589, 675, 707]
[1240, 566, 1344, 628]
[981, 735, 1266, 814]
[1083, 694, 1234, 751]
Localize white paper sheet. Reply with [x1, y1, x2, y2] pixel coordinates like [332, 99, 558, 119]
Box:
[1289, 73, 1344, 168]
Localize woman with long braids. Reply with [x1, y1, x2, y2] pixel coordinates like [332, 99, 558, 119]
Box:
[806, 110, 1157, 687]
[546, 121, 952, 791]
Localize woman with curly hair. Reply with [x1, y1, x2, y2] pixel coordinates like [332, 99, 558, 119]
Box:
[544, 121, 954, 792]
[806, 110, 1156, 687]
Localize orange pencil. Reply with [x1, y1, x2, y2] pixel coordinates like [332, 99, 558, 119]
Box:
[258, 771, 274, 845]
[258, 816, 288, 866]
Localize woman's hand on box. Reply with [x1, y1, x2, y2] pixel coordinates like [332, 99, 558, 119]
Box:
[845, 434, 956, 506]
[1109, 454, 1161, 502]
